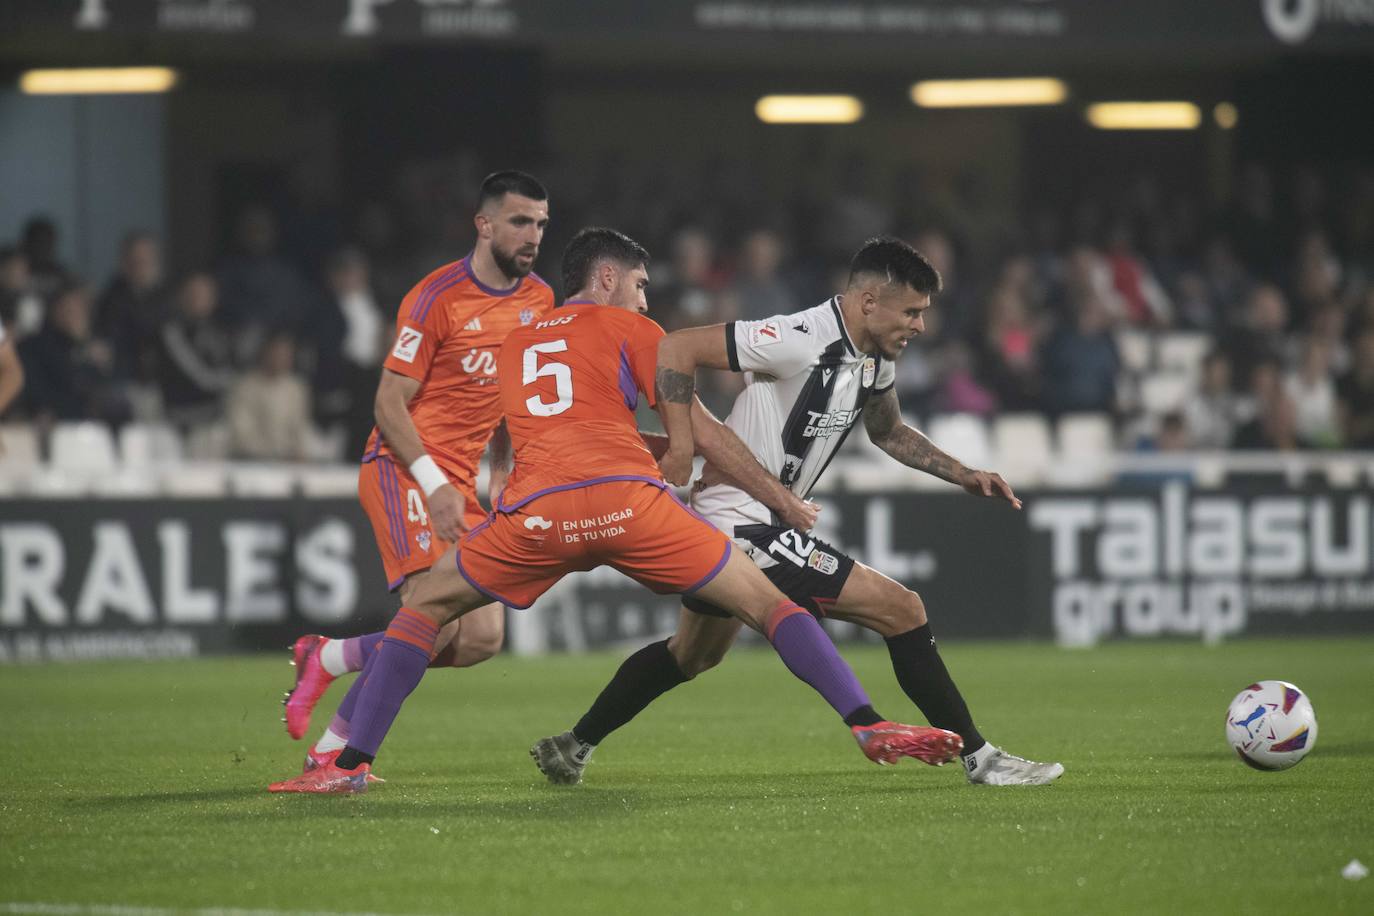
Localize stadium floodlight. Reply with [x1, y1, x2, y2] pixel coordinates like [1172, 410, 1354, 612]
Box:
[910, 78, 1067, 108]
[1085, 101, 1201, 130]
[20, 67, 179, 95]
[1214, 102, 1239, 129]
[755, 95, 864, 124]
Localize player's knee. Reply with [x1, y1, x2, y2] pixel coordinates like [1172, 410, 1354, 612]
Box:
[875, 589, 927, 636]
[452, 618, 505, 667]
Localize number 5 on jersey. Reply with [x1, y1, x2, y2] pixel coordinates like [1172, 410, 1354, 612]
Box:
[523, 339, 573, 416]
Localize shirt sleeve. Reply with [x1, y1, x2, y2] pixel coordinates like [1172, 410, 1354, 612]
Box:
[381, 281, 453, 381]
[874, 356, 895, 393]
[725, 316, 818, 379]
[625, 315, 667, 408]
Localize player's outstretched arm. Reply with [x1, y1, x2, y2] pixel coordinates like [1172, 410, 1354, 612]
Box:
[862, 388, 1022, 509]
[690, 399, 819, 532]
[374, 368, 469, 538]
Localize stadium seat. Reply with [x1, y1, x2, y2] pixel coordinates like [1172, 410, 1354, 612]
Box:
[119, 423, 184, 468]
[1115, 328, 1153, 374]
[49, 422, 119, 474]
[1049, 413, 1115, 487]
[991, 413, 1053, 486]
[230, 465, 297, 497]
[926, 413, 992, 470]
[94, 467, 159, 496]
[186, 422, 230, 461]
[1139, 372, 1193, 415]
[298, 465, 361, 497]
[0, 423, 41, 485]
[1155, 332, 1211, 377]
[162, 465, 229, 497]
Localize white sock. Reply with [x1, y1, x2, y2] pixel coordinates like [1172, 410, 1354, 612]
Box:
[315, 727, 348, 754]
[318, 638, 349, 677]
[963, 742, 998, 765]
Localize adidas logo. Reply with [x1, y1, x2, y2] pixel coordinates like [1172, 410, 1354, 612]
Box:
[464, 317, 482, 331]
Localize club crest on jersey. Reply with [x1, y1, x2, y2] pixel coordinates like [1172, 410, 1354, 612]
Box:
[519, 308, 535, 325]
[391, 328, 423, 363]
[808, 549, 839, 575]
[863, 358, 876, 388]
[416, 530, 432, 552]
[750, 320, 782, 348]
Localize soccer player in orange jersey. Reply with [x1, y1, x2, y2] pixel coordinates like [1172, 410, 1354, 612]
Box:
[281, 171, 556, 761]
[269, 228, 961, 793]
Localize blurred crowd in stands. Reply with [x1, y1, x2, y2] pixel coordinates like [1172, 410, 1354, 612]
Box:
[2, 152, 1373, 463]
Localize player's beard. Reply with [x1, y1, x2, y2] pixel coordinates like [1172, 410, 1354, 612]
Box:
[491, 242, 536, 280]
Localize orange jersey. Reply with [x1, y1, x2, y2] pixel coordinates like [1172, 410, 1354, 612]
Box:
[362, 254, 556, 482]
[495, 303, 666, 510]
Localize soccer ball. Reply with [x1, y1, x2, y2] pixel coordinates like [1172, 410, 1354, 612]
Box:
[1225, 680, 1318, 771]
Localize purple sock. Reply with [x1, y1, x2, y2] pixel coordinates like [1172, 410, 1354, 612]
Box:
[766, 603, 872, 720]
[341, 632, 385, 672]
[329, 649, 379, 738]
[345, 609, 439, 758]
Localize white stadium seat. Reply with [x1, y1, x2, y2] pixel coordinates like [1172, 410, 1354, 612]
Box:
[119, 423, 184, 468]
[1139, 372, 1193, 415]
[926, 413, 992, 470]
[298, 465, 361, 497]
[1155, 332, 1211, 376]
[1049, 413, 1115, 487]
[229, 465, 297, 497]
[991, 413, 1053, 486]
[186, 422, 230, 461]
[49, 421, 118, 474]
[162, 465, 229, 497]
[0, 423, 41, 479]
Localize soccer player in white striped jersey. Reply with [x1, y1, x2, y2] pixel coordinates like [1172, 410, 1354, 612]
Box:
[533, 237, 1063, 787]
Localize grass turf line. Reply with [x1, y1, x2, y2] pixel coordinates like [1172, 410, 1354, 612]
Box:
[2, 638, 1371, 915]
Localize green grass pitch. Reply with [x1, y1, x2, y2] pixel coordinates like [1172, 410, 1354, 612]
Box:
[3, 637, 1371, 915]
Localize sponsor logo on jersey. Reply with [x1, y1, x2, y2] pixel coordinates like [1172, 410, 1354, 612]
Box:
[464, 317, 483, 331]
[391, 328, 423, 363]
[750, 320, 782, 348]
[519, 308, 535, 325]
[803, 407, 861, 439]
[863, 358, 876, 388]
[524, 515, 553, 531]
[416, 530, 432, 552]
[461, 349, 497, 375]
[808, 549, 840, 575]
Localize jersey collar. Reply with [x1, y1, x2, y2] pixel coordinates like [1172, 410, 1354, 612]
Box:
[463, 253, 524, 297]
[830, 296, 858, 357]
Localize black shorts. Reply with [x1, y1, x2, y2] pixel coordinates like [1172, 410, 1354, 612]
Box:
[682, 523, 856, 620]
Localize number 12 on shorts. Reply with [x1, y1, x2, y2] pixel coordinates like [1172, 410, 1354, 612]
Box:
[523, 339, 573, 416]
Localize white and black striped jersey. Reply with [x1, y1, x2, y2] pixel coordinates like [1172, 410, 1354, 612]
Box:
[692, 297, 894, 531]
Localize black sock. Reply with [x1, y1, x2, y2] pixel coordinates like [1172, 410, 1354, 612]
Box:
[572, 639, 690, 746]
[884, 624, 986, 755]
[842, 704, 882, 728]
[335, 747, 375, 770]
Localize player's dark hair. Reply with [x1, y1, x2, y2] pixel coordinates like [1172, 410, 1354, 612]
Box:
[477, 170, 548, 209]
[561, 227, 650, 295]
[847, 236, 942, 295]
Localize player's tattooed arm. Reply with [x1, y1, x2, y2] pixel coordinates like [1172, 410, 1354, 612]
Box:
[863, 388, 1023, 509]
[654, 366, 695, 404]
[862, 388, 966, 483]
[654, 335, 702, 486]
[691, 399, 819, 532]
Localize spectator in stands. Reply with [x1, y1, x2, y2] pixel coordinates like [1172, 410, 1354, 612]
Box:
[726, 228, 797, 322]
[1308, 300, 1350, 375]
[1185, 349, 1244, 450]
[1337, 329, 1374, 449]
[17, 282, 130, 428]
[658, 226, 727, 331]
[227, 332, 311, 461]
[1105, 220, 1172, 327]
[0, 245, 45, 339]
[976, 276, 1041, 411]
[1290, 230, 1342, 327]
[19, 216, 71, 302]
[159, 273, 235, 429]
[1155, 411, 1191, 451]
[95, 231, 170, 382]
[308, 247, 385, 456]
[935, 340, 997, 416]
[1232, 358, 1298, 451]
[216, 204, 313, 363]
[1227, 284, 1292, 389]
[1039, 290, 1120, 416]
[1285, 338, 1341, 448]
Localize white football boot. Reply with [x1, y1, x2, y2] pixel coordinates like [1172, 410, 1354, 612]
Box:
[964, 744, 1064, 785]
[530, 731, 595, 785]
